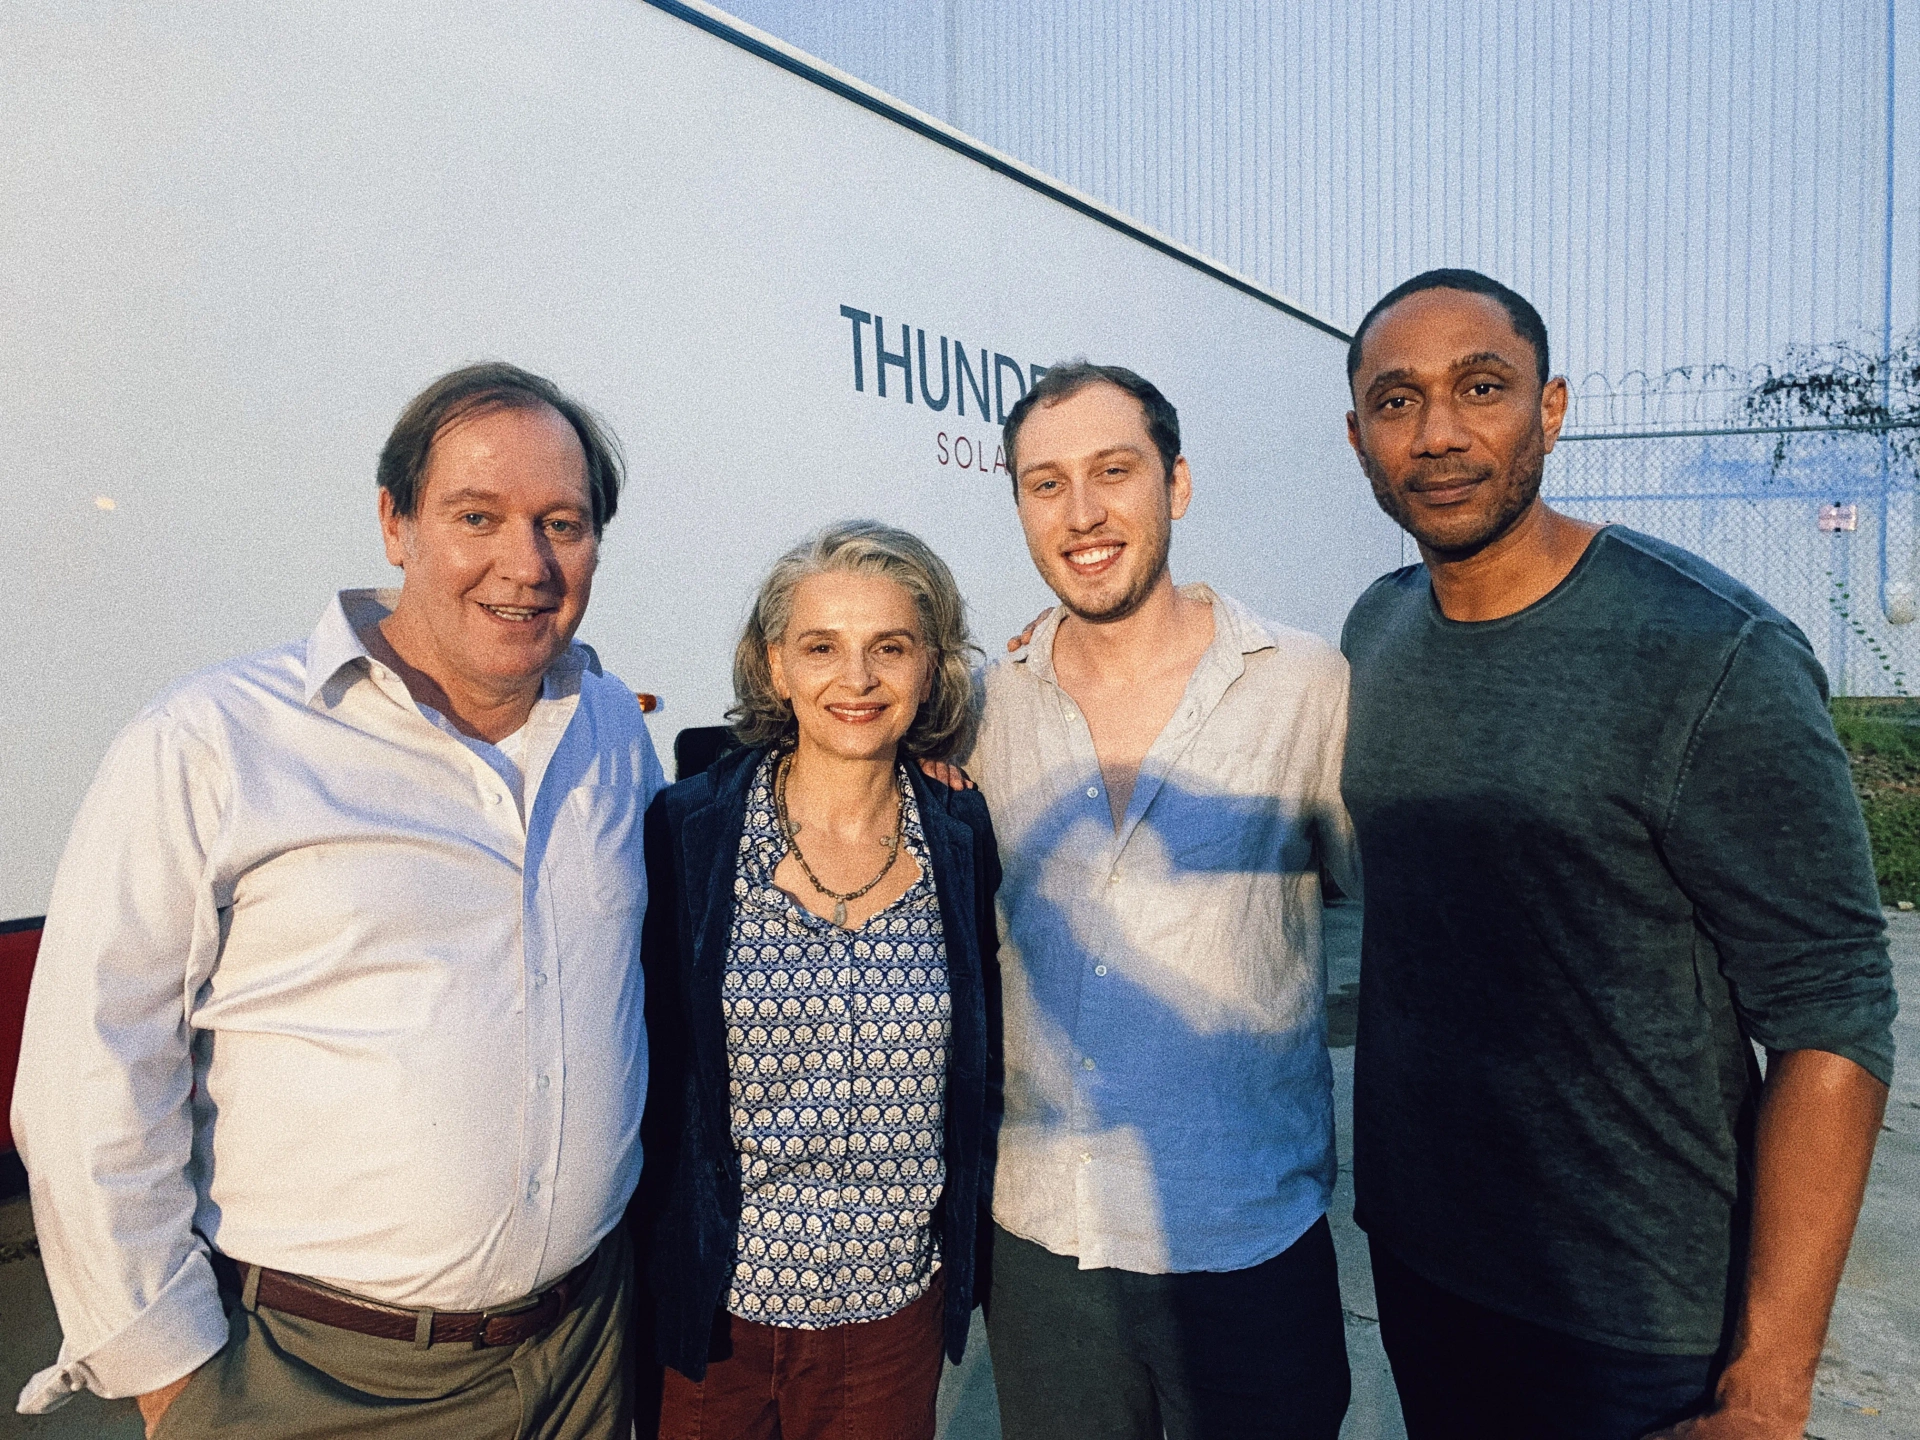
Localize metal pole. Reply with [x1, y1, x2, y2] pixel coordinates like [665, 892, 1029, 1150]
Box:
[1880, 0, 1911, 630]
[1886, 0, 1899, 373]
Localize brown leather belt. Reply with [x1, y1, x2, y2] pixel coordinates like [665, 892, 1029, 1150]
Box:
[215, 1251, 596, 1349]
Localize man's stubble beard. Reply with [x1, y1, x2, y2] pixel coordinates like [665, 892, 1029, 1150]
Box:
[1360, 422, 1548, 563]
[1052, 513, 1174, 625]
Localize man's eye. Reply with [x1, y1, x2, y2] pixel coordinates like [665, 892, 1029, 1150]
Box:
[547, 518, 580, 535]
[461, 512, 489, 526]
[1467, 382, 1501, 397]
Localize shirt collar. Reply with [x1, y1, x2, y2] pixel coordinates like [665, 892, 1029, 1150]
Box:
[1013, 582, 1277, 683]
[301, 588, 601, 708]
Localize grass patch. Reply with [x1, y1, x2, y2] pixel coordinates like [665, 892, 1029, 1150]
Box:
[1832, 698, 1920, 906]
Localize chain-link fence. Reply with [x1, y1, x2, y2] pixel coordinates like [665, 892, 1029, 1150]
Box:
[1544, 425, 1920, 696]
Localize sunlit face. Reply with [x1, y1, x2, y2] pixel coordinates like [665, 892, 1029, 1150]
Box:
[379, 403, 598, 699]
[1346, 288, 1568, 559]
[1012, 382, 1191, 624]
[769, 571, 933, 764]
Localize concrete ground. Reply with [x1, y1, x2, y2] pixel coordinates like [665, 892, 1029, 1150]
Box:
[2, 905, 1914, 1437]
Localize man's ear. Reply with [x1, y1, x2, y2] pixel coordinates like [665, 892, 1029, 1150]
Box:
[378, 488, 413, 569]
[1539, 376, 1570, 454]
[1168, 455, 1194, 521]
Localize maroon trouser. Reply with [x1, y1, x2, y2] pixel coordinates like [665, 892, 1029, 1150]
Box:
[657, 1271, 946, 1440]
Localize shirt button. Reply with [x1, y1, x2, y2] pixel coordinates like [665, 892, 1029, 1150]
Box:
[533, 972, 549, 988]
[1086, 786, 1099, 798]
[536, 1074, 551, 1091]
[1082, 1056, 1096, 1070]
[528, 1178, 542, 1197]
[1107, 873, 1119, 885]
[1094, 965, 1108, 976]
[487, 792, 504, 806]
[1081, 1151, 1092, 1164]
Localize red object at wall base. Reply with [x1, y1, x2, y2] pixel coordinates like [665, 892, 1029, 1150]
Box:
[0, 918, 44, 1175]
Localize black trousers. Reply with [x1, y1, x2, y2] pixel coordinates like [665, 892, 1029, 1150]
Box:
[1370, 1239, 1720, 1440]
[986, 1218, 1350, 1440]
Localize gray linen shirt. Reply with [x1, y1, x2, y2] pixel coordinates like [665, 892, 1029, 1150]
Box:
[966, 584, 1358, 1274]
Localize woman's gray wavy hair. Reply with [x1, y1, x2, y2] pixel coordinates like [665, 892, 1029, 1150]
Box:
[730, 521, 981, 760]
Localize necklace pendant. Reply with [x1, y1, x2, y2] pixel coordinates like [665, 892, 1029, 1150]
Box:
[833, 900, 848, 927]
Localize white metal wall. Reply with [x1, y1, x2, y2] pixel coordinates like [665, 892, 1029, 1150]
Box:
[0, 0, 1392, 917]
[718, 0, 1920, 392]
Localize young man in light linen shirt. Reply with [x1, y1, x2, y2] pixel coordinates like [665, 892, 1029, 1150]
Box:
[12, 363, 665, 1439]
[966, 363, 1358, 1440]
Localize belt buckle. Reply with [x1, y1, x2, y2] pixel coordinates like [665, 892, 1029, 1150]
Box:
[473, 1293, 544, 1349]
[473, 1307, 512, 1349]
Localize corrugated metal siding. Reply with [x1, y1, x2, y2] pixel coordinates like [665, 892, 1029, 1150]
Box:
[713, 0, 1911, 387]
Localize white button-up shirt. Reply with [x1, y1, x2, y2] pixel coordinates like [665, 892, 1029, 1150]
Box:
[967, 585, 1357, 1274]
[12, 590, 663, 1412]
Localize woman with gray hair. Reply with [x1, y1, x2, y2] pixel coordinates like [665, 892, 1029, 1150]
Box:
[636, 521, 1002, 1440]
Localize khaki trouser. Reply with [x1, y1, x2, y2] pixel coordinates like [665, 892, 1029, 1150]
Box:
[155, 1225, 633, 1440]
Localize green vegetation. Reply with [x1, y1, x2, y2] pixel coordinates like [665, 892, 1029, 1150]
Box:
[1832, 698, 1920, 906]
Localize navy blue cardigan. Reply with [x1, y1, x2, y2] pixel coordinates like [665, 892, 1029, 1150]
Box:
[634, 745, 1003, 1379]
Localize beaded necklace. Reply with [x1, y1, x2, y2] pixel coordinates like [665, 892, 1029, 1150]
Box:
[773, 750, 903, 927]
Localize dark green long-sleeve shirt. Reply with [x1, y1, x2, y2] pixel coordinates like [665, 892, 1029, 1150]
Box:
[1340, 526, 1897, 1354]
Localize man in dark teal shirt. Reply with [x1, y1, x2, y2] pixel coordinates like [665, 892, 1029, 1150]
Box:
[1339, 269, 1896, 1440]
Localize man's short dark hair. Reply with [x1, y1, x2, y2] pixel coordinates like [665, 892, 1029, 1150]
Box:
[1346, 269, 1550, 388]
[1001, 361, 1181, 494]
[377, 362, 624, 536]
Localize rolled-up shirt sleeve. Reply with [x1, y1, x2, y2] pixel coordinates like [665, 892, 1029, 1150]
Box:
[1313, 650, 1362, 903]
[1658, 619, 1898, 1084]
[12, 704, 234, 1411]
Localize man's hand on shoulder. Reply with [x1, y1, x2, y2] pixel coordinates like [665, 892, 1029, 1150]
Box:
[138, 1367, 200, 1437]
[916, 759, 975, 791]
[1007, 608, 1049, 652]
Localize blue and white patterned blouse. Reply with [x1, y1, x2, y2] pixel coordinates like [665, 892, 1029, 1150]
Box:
[722, 752, 952, 1328]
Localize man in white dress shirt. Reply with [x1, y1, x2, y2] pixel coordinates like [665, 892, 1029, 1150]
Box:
[12, 362, 665, 1438]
